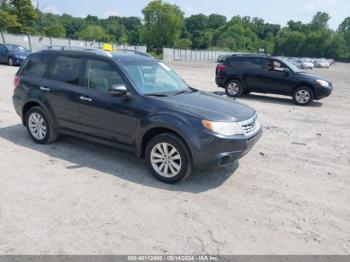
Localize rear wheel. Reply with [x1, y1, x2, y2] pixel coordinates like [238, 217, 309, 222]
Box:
[25, 106, 58, 144]
[145, 133, 192, 184]
[293, 86, 314, 106]
[225, 80, 242, 97]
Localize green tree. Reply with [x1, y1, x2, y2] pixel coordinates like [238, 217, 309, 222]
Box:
[60, 14, 87, 39]
[142, 0, 184, 49]
[9, 0, 38, 33]
[338, 17, 350, 46]
[44, 23, 66, 38]
[185, 14, 208, 33]
[310, 11, 331, 31]
[0, 9, 21, 32]
[208, 14, 226, 29]
[77, 25, 111, 42]
[174, 38, 192, 49]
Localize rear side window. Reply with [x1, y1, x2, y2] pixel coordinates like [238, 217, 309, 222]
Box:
[244, 58, 266, 70]
[21, 54, 49, 77]
[47, 56, 82, 85]
[226, 57, 242, 67]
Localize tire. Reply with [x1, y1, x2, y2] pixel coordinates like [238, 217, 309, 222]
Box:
[25, 106, 58, 144]
[145, 132, 192, 184]
[225, 80, 243, 97]
[8, 57, 14, 66]
[292, 86, 314, 106]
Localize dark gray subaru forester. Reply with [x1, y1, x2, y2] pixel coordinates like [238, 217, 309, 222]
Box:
[12, 47, 262, 183]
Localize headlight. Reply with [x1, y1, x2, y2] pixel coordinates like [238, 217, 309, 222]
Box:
[202, 120, 243, 136]
[316, 80, 330, 87]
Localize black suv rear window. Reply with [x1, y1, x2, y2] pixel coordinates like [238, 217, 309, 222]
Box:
[47, 56, 82, 85]
[244, 57, 266, 70]
[226, 57, 242, 67]
[21, 54, 49, 77]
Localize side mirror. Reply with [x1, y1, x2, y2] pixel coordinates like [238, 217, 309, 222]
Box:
[282, 68, 290, 74]
[109, 84, 128, 97]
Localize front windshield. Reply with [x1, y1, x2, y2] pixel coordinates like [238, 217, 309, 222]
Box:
[6, 44, 28, 52]
[121, 61, 191, 96]
[281, 58, 302, 73]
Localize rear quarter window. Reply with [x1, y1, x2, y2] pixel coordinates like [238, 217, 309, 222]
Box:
[21, 54, 50, 77]
[226, 57, 243, 67]
[243, 57, 266, 70]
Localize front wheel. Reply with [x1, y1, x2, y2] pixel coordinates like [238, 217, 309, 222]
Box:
[145, 133, 192, 184]
[225, 80, 243, 97]
[292, 86, 314, 106]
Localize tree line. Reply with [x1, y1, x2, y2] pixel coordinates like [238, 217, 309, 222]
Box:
[1, 0, 350, 59]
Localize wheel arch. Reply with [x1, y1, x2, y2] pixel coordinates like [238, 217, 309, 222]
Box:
[137, 115, 197, 161]
[22, 99, 58, 129]
[291, 82, 315, 96]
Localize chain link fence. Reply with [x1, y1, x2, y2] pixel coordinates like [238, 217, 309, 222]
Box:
[0, 32, 147, 53]
[163, 47, 232, 62]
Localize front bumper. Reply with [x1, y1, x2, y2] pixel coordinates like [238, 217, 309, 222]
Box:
[12, 57, 26, 65]
[191, 129, 263, 168]
[315, 85, 333, 99]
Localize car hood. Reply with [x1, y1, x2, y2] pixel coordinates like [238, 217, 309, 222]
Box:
[296, 72, 331, 82]
[155, 91, 256, 122]
[10, 51, 30, 58]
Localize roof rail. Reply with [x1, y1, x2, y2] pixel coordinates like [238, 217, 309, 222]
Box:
[231, 52, 271, 57]
[41, 45, 112, 57]
[115, 49, 153, 58]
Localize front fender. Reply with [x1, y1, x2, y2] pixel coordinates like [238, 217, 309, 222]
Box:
[135, 113, 202, 158]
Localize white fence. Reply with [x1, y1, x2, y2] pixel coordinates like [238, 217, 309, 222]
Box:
[163, 47, 232, 62]
[0, 32, 147, 53]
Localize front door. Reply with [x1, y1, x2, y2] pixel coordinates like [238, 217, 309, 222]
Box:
[78, 58, 139, 146]
[260, 59, 294, 95]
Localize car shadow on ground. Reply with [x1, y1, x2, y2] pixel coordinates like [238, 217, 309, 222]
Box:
[0, 124, 237, 193]
[212, 91, 323, 107]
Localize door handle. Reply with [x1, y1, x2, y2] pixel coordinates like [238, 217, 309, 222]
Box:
[80, 96, 92, 102]
[40, 86, 50, 92]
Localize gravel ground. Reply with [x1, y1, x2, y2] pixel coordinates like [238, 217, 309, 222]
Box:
[0, 61, 349, 255]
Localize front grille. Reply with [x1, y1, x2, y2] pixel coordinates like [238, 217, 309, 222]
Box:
[239, 114, 261, 137]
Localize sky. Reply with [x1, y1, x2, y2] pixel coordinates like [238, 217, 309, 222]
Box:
[34, 0, 350, 30]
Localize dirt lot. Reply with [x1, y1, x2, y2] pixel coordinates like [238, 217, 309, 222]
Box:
[0, 61, 349, 255]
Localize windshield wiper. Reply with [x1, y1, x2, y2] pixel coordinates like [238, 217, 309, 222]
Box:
[171, 90, 192, 96]
[145, 93, 170, 97]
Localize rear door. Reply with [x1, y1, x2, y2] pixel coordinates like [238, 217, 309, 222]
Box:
[40, 55, 83, 131]
[242, 57, 267, 91]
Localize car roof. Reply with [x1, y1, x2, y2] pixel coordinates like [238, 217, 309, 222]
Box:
[35, 46, 156, 63]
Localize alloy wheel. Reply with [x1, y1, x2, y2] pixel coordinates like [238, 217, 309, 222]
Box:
[150, 143, 182, 178]
[295, 90, 311, 104]
[28, 112, 47, 140]
[227, 82, 240, 96]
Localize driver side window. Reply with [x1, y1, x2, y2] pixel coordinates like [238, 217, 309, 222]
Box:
[85, 59, 125, 93]
[267, 59, 288, 72]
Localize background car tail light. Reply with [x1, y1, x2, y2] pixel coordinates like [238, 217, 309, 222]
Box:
[217, 65, 225, 72]
[14, 75, 21, 88]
